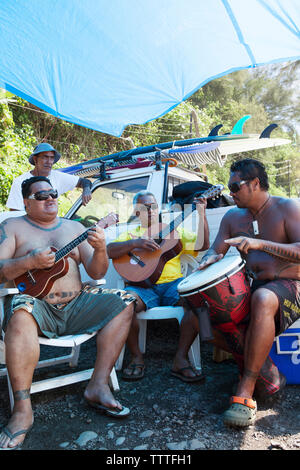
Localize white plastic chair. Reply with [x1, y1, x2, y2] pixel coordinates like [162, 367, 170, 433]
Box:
[115, 254, 202, 372]
[0, 211, 119, 411]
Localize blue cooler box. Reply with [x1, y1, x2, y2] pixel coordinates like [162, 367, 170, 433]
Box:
[269, 319, 300, 384]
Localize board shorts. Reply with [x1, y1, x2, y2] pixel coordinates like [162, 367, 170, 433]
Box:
[3, 284, 135, 339]
[251, 278, 300, 336]
[124, 278, 184, 310]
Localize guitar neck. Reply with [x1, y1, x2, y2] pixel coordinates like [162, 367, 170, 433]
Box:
[157, 205, 194, 241]
[54, 226, 93, 262]
[155, 184, 223, 241]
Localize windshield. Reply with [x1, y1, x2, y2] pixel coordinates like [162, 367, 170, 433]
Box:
[70, 176, 149, 227]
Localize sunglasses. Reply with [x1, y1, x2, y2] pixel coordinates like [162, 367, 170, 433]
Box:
[140, 203, 159, 212]
[228, 180, 250, 194]
[27, 189, 58, 201]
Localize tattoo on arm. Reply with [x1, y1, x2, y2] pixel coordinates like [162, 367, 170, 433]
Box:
[263, 244, 300, 263]
[78, 178, 92, 190]
[0, 221, 8, 245]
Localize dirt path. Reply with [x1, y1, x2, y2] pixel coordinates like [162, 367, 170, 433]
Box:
[0, 320, 299, 454]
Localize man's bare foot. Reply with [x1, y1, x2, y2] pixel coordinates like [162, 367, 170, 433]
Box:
[84, 382, 130, 418]
[84, 382, 122, 410]
[0, 409, 34, 449]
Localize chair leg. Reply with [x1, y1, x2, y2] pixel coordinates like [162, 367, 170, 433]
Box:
[69, 345, 81, 367]
[109, 367, 120, 392]
[138, 319, 147, 354]
[188, 335, 202, 371]
[7, 374, 14, 413]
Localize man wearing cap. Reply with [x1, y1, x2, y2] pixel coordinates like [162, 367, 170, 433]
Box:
[6, 143, 92, 211]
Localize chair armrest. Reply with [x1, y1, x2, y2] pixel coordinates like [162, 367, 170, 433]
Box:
[0, 288, 19, 297]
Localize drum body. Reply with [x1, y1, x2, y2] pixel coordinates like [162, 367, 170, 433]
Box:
[177, 256, 251, 329]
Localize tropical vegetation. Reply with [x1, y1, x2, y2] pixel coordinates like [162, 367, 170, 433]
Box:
[1, 61, 299, 214]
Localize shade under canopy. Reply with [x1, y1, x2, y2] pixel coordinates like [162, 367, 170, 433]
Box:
[1, 0, 300, 136]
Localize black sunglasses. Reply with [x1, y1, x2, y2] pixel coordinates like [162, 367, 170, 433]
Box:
[228, 180, 250, 194]
[28, 189, 58, 201]
[137, 203, 158, 212]
[139, 203, 159, 212]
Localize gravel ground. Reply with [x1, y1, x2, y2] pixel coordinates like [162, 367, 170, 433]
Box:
[0, 319, 299, 456]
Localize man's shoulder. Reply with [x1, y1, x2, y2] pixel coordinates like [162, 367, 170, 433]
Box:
[222, 206, 244, 220]
[0, 215, 25, 230]
[51, 169, 78, 180]
[273, 195, 300, 212]
[11, 171, 32, 184]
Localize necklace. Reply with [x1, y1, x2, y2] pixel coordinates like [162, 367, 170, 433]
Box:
[252, 195, 270, 236]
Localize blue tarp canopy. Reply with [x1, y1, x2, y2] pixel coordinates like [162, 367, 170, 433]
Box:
[1, 0, 300, 137]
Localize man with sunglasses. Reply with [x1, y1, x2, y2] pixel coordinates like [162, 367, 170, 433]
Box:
[107, 190, 209, 382]
[197, 158, 300, 428]
[6, 142, 92, 211]
[0, 176, 135, 449]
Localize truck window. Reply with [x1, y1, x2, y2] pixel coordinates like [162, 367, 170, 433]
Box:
[71, 176, 149, 226]
[167, 176, 187, 200]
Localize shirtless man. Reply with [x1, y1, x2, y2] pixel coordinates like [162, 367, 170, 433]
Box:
[0, 176, 134, 449]
[198, 158, 300, 427]
[107, 190, 209, 382]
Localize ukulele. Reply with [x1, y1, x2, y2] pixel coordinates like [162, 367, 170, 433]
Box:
[113, 184, 224, 286]
[14, 212, 119, 299]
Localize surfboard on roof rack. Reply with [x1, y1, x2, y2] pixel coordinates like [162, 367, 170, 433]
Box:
[59, 120, 290, 178]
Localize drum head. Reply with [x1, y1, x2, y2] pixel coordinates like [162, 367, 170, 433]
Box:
[177, 255, 245, 295]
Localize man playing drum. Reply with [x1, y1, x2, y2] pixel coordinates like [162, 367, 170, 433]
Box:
[198, 158, 300, 428]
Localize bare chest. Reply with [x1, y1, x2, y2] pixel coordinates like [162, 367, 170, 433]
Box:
[231, 209, 288, 243]
[14, 221, 81, 261]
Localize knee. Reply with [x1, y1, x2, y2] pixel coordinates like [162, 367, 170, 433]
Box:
[6, 309, 32, 335]
[125, 291, 144, 313]
[251, 289, 279, 321]
[122, 301, 135, 322]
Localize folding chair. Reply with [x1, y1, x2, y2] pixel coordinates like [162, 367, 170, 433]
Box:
[115, 254, 202, 372]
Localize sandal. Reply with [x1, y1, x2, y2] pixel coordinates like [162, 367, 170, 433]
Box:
[85, 399, 130, 418]
[122, 363, 145, 381]
[0, 424, 33, 450]
[171, 366, 205, 383]
[223, 396, 257, 428]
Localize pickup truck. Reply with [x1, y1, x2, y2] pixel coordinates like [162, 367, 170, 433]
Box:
[63, 140, 244, 288]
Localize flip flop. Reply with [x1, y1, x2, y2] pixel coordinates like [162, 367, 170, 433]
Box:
[122, 363, 145, 381]
[171, 366, 205, 383]
[85, 399, 130, 418]
[223, 396, 257, 428]
[0, 424, 33, 450]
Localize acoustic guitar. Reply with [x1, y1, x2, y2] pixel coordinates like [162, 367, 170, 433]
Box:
[14, 213, 119, 299]
[113, 184, 224, 286]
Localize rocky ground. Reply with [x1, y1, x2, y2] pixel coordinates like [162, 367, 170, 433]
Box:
[0, 319, 299, 457]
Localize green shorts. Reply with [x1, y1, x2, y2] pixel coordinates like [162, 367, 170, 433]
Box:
[3, 284, 135, 339]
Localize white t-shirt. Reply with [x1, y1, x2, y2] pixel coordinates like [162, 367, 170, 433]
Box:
[6, 170, 79, 210]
